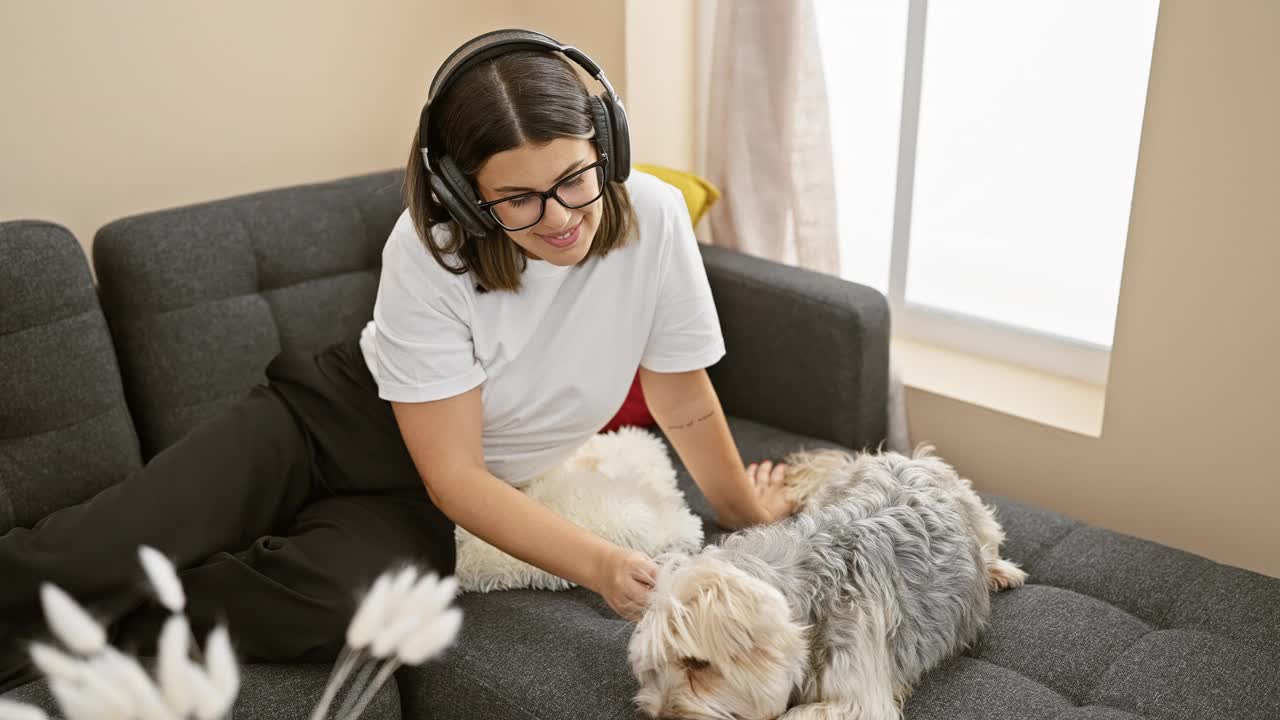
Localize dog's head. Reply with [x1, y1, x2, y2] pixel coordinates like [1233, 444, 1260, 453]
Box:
[628, 551, 808, 719]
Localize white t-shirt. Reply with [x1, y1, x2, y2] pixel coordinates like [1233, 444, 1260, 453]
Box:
[358, 170, 726, 486]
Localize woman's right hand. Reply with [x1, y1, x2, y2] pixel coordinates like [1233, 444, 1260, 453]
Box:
[592, 545, 658, 621]
[748, 459, 797, 524]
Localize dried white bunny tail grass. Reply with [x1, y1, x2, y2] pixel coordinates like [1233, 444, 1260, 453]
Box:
[48, 679, 98, 720]
[401, 572, 439, 607]
[334, 564, 463, 720]
[311, 569, 402, 720]
[98, 647, 174, 720]
[380, 565, 420, 619]
[136, 546, 205, 664]
[423, 575, 459, 619]
[345, 573, 393, 650]
[204, 625, 240, 711]
[341, 606, 464, 720]
[186, 659, 225, 720]
[38, 584, 105, 656]
[138, 546, 186, 613]
[366, 573, 462, 664]
[398, 607, 463, 665]
[0, 697, 49, 720]
[158, 615, 194, 717]
[369, 613, 420, 659]
[366, 573, 459, 660]
[320, 564, 466, 720]
[80, 656, 137, 719]
[402, 573, 458, 621]
[27, 642, 83, 683]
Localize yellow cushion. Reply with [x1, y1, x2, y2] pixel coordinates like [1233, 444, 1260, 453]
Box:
[634, 163, 722, 225]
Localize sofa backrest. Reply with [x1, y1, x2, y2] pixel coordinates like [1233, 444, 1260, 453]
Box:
[0, 221, 143, 533]
[92, 170, 404, 460]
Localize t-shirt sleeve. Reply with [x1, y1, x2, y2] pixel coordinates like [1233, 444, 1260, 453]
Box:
[369, 224, 487, 403]
[639, 183, 727, 373]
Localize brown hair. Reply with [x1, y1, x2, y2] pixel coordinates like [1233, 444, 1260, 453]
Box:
[404, 50, 636, 294]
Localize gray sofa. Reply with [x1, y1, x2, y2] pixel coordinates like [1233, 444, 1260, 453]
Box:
[2, 171, 1277, 720]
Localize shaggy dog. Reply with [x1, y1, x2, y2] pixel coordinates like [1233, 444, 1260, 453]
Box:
[628, 447, 1027, 720]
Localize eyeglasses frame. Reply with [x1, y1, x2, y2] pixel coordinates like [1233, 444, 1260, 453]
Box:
[475, 153, 611, 231]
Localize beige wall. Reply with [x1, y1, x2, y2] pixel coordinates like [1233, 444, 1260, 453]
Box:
[624, 0, 697, 171]
[0, 1, 626, 261]
[906, 0, 1280, 577]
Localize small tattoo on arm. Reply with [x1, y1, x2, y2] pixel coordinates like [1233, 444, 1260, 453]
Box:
[667, 410, 715, 431]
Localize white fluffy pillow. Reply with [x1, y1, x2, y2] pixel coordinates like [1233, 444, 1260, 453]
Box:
[455, 427, 705, 592]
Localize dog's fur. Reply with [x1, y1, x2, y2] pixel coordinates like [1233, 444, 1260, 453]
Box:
[628, 446, 1028, 720]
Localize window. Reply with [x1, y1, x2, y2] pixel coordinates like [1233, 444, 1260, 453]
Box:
[815, 0, 1160, 384]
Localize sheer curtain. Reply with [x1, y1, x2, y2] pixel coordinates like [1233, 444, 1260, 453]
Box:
[702, 0, 909, 452]
[704, 0, 839, 274]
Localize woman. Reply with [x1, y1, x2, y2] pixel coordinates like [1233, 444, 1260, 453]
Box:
[0, 29, 795, 692]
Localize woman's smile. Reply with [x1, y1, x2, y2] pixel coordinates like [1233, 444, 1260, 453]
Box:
[537, 221, 582, 249]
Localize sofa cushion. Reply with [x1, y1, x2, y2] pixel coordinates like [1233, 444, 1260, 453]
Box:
[4, 661, 400, 720]
[905, 496, 1280, 720]
[401, 417, 1280, 720]
[91, 171, 404, 459]
[0, 221, 141, 535]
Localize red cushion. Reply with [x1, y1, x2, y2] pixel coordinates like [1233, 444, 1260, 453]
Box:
[601, 369, 655, 432]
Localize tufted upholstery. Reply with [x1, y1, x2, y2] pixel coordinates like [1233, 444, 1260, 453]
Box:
[908, 496, 1280, 720]
[0, 222, 142, 535]
[91, 171, 403, 459]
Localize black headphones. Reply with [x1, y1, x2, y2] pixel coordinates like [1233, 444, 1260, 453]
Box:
[418, 28, 631, 237]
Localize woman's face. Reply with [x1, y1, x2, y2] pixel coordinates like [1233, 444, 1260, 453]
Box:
[473, 137, 602, 267]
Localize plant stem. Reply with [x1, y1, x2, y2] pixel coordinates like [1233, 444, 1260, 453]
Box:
[337, 661, 400, 720]
[308, 646, 362, 720]
[332, 657, 377, 720]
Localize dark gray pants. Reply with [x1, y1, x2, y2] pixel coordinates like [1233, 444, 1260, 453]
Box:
[0, 337, 455, 692]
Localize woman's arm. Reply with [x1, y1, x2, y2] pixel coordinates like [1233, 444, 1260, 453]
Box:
[638, 366, 794, 530]
[390, 386, 656, 619]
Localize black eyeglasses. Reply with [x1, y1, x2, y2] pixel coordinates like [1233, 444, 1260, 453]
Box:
[476, 154, 610, 231]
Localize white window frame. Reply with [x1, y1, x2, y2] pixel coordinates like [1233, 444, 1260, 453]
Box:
[890, 0, 1114, 385]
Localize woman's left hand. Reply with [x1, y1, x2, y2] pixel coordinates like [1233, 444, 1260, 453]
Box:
[747, 460, 796, 524]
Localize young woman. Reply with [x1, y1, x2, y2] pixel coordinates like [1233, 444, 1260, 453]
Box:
[0, 30, 795, 693]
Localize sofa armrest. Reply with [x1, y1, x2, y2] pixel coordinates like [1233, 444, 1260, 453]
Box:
[699, 243, 890, 452]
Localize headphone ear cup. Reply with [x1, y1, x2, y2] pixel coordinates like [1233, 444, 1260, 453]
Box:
[589, 97, 614, 169]
[434, 155, 494, 236]
[603, 96, 630, 182]
[590, 96, 630, 183]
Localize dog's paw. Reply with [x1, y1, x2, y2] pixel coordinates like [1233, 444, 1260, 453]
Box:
[778, 703, 838, 720]
[988, 558, 1029, 591]
[781, 701, 901, 720]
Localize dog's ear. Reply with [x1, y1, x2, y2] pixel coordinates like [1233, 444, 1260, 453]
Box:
[675, 561, 790, 662]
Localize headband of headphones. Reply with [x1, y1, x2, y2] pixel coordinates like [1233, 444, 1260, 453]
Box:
[417, 28, 630, 182]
